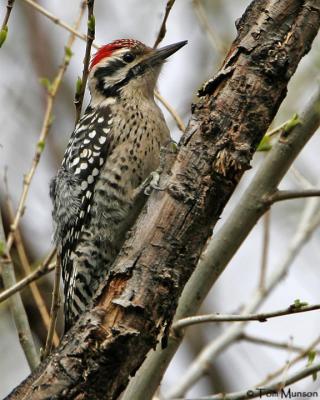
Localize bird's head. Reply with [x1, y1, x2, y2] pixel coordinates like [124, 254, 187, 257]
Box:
[88, 39, 187, 104]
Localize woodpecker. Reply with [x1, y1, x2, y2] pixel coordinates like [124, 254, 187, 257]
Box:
[50, 38, 187, 331]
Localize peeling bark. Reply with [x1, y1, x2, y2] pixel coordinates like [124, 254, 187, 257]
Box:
[8, 0, 320, 399]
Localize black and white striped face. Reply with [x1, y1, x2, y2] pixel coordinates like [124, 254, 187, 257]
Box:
[89, 43, 160, 103]
[88, 39, 188, 104]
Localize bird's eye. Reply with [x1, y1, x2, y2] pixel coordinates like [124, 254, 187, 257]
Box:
[123, 53, 136, 63]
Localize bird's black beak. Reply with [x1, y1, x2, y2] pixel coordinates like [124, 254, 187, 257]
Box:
[147, 40, 188, 66]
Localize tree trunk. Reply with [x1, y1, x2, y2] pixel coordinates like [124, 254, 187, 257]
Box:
[8, 0, 320, 399]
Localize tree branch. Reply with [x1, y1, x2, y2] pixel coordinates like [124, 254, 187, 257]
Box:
[153, 0, 176, 48]
[42, 257, 61, 359]
[0, 0, 15, 47]
[8, 1, 320, 399]
[269, 189, 320, 203]
[0, 211, 39, 370]
[196, 362, 320, 400]
[172, 303, 320, 331]
[0, 250, 55, 304]
[74, 0, 95, 123]
[239, 333, 320, 355]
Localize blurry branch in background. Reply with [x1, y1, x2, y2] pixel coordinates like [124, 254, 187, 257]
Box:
[4, 183, 59, 347]
[42, 257, 61, 359]
[127, 86, 320, 400]
[192, 0, 226, 56]
[154, 91, 186, 132]
[23, 0, 94, 46]
[198, 362, 320, 400]
[167, 193, 320, 398]
[0, 250, 56, 304]
[172, 303, 320, 331]
[239, 333, 320, 355]
[257, 334, 320, 386]
[153, 0, 176, 48]
[153, 0, 186, 133]
[74, 0, 95, 123]
[259, 211, 270, 290]
[0, 211, 39, 370]
[0, 0, 15, 47]
[2, 2, 86, 255]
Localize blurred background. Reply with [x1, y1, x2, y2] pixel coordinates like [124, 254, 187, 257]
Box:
[0, 0, 320, 398]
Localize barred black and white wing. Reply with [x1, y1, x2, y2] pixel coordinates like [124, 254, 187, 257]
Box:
[50, 105, 114, 330]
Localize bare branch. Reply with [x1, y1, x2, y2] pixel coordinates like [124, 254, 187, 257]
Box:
[192, 0, 226, 55]
[172, 303, 320, 331]
[0, 250, 56, 304]
[22, 0, 98, 47]
[5, 195, 59, 347]
[3, 2, 86, 255]
[0, 211, 39, 370]
[74, 0, 95, 123]
[240, 333, 320, 355]
[257, 334, 320, 387]
[0, 0, 15, 47]
[153, 0, 176, 49]
[269, 189, 320, 203]
[196, 362, 320, 400]
[43, 257, 61, 359]
[258, 211, 270, 290]
[154, 91, 186, 133]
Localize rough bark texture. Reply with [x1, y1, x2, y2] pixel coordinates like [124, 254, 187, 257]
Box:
[8, 1, 320, 399]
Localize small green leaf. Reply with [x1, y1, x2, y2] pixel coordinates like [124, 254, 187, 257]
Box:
[39, 77, 53, 93]
[88, 15, 95, 32]
[257, 135, 272, 152]
[292, 299, 309, 309]
[37, 140, 45, 152]
[0, 240, 5, 256]
[76, 76, 82, 96]
[64, 46, 73, 64]
[0, 26, 8, 48]
[283, 113, 301, 134]
[307, 350, 316, 366]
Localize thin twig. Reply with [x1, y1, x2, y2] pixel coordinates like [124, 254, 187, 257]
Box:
[196, 362, 320, 400]
[3, 2, 86, 256]
[4, 189, 59, 346]
[259, 211, 270, 290]
[0, 211, 39, 370]
[155, 90, 186, 132]
[153, 0, 176, 48]
[257, 334, 320, 387]
[239, 333, 320, 355]
[1, 0, 15, 28]
[42, 256, 61, 359]
[74, 0, 95, 123]
[22, 0, 99, 48]
[192, 0, 225, 56]
[173, 303, 320, 331]
[269, 189, 320, 203]
[0, 251, 56, 304]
